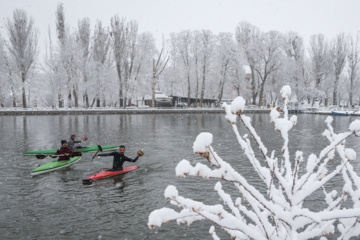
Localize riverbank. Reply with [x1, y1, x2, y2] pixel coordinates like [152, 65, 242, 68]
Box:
[0, 107, 271, 115]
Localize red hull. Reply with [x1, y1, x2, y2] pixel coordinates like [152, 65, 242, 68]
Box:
[83, 165, 138, 182]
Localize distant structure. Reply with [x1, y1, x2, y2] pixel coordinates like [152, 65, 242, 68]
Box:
[144, 91, 220, 108]
[144, 91, 173, 107]
[171, 96, 218, 108]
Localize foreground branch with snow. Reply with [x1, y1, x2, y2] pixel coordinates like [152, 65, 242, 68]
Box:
[148, 86, 360, 240]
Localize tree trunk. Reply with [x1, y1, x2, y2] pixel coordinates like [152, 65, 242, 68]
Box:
[258, 81, 265, 107]
[152, 76, 156, 107]
[200, 65, 206, 107]
[73, 87, 78, 107]
[116, 63, 123, 107]
[58, 93, 63, 108]
[68, 90, 72, 108]
[195, 63, 199, 107]
[22, 73, 27, 108]
[218, 82, 225, 106]
[11, 87, 16, 107]
[187, 75, 191, 107]
[84, 90, 89, 108]
[332, 75, 339, 105]
[152, 59, 156, 107]
[22, 86, 27, 108]
[250, 66, 257, 105]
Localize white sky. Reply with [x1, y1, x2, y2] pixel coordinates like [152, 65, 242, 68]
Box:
[1, 0, 360, 52]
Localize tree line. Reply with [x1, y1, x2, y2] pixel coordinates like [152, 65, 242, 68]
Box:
[1, 4, 359, 108]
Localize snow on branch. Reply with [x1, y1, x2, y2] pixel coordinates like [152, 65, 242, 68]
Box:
[148, 86, 360, 239]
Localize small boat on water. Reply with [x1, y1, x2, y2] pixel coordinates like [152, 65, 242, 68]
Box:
[24, 145, 119, 155]
[332, 110, 360, 116]
[82, 166, 139, 183]
[332, 111, 350, 116]
[31, 154, 83, 176]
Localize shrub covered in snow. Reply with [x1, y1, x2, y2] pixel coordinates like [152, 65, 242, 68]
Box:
[148, 86, 360, 240]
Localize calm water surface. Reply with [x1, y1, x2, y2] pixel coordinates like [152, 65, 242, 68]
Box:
[0, 113, 359, 240]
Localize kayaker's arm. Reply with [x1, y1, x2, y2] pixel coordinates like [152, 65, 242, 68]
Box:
[96, 152, 115, 157]
[124, 155, 139, 162]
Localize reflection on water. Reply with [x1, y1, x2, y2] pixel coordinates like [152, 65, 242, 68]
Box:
[0, 113, 359, 239]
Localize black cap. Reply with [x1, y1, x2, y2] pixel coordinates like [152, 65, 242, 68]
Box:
[61, 140, 67, 145]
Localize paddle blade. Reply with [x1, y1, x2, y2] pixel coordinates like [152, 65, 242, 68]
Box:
[35, 155, 47, 159]
[98, 145, 103, 152]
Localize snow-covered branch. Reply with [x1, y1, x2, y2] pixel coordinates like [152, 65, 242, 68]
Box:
[149, 85, 360, 239]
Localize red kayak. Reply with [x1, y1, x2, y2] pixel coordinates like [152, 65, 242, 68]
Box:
[82, 165, 139, 183]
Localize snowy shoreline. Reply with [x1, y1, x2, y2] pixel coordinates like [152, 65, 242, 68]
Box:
[0, 108, 271, 115]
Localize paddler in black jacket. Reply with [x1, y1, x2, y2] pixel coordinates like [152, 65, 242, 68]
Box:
[94, 145, 141, 171]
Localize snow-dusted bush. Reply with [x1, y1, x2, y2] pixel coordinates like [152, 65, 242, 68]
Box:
[148, 85, 360, 239]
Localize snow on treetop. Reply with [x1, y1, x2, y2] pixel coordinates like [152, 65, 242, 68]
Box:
[280, 85, 291, 99]
[349, 119, 360, 135]
[164, 185, 179, 199]
[193, 132, 213, 153]
[230, 96, 245, 114]
[345, 148, 356, 161]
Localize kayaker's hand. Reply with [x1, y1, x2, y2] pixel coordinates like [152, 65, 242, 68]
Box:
[94, 153, 98, 157]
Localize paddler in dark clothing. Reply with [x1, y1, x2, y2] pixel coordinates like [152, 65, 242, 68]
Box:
[68, 134, 87, 150]
[94, 145, 141, 171]
[56, 140, 73, 161]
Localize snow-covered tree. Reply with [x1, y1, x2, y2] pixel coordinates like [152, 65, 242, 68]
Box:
[229, 51, 247, 99]
[191, 30, 202, 107]
[151, 42, 169, 107]
[283, 32, 307, 101]
[330, 33, 347, 105]
[5, 9, 38, 108]
[214, 32, 236, 104]
[235, 22, 262, 105]
[134, 32, 156, 103]
[77, 17, 91, 108]
[308, 34, 332, 106]
[167, 33, 181, 96]
[0, 34, 8, 107]
[177, 30, 193, 106]
[90, 20, 111, 107]
[346, 35, 360, 106]
[110, 16, 139, 107]
[199, 30, 215, 107]
[148, 85, 360, 239]
[55, 3, 83, 108]
[255, 31, 285, 107]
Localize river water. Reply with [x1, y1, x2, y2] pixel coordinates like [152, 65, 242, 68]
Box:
[1, 113, 359, 240]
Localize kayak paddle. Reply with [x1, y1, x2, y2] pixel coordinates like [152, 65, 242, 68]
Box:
[91, 145, 103, 160]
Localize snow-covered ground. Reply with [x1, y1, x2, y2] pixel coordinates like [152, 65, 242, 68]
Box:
[0, 106, 270, 115]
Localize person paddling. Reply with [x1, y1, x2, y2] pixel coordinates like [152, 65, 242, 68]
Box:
[68, 134, 87, 150]
[94, 145, 141, 171]
[56, 140, 73, 161]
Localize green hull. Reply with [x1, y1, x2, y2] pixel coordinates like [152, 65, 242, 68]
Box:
[31, 156, 83, 176]
[24, 145, 119, 155]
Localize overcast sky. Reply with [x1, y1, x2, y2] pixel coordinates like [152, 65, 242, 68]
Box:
[1, 0, 360, 51]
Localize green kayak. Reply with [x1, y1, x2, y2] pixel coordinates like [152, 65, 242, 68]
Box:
[31, 155, 83, 176]
[24, 145, 119, 155]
